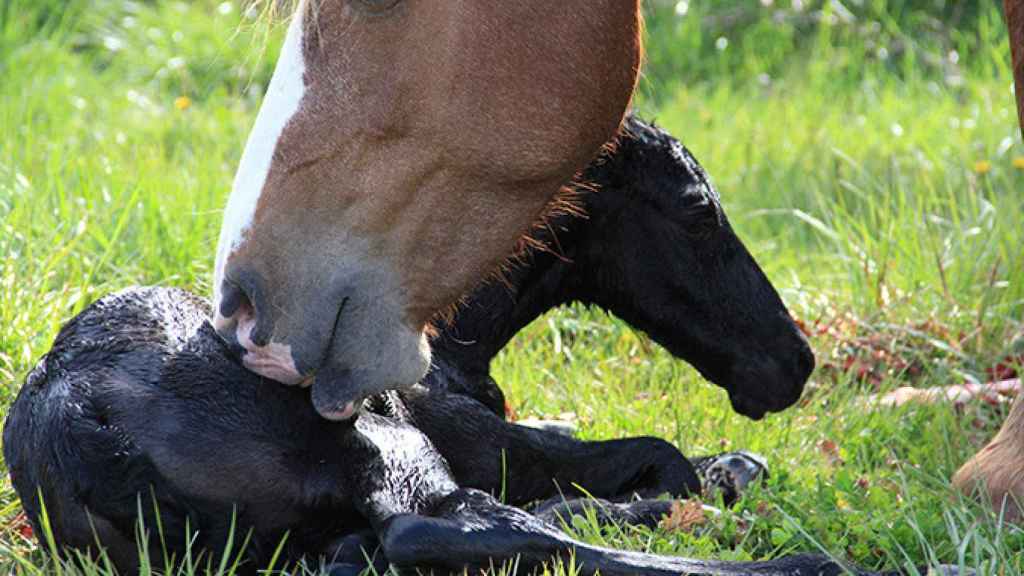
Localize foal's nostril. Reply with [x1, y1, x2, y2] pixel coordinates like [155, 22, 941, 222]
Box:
[798, 342, 816, 380]
[789, 337, 816, 389]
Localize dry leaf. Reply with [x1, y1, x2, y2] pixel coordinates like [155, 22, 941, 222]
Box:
[7, 512, 33, 541]
[755, 501, 772, 517]
[504, 401, 518, 422]
[868, 378, 1020, 408]
[659, 499, 706, 532]
[818, 439, 844, 466]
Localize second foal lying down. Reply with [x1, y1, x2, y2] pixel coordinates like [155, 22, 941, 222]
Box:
[428, 116, 815, 423]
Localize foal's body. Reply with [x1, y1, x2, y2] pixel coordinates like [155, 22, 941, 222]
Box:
[3, 287, 697, 571]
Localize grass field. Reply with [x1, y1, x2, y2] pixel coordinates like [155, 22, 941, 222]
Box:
[1, 0, 1023, 573]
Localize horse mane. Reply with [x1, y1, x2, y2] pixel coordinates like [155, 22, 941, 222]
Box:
[244, 0, 303, 20]
[425, 181, 587, 338]
[427, 119, 634, 336]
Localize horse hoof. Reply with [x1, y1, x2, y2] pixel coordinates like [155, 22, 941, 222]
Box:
[697, 451, 768, 505]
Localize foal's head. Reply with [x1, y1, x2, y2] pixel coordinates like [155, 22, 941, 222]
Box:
[567, 119, 814, 418]
[213, 0, 642, 419]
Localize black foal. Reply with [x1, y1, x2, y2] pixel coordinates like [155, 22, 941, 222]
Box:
[4, 288, 958, 576]
[426, 116, 814, 422]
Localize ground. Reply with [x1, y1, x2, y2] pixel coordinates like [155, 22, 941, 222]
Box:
[0, 0, 1022, 574]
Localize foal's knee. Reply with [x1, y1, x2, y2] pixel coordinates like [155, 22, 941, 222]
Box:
[630, 437, 702, 498]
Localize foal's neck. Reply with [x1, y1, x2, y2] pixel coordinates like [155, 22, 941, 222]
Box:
[431, 229, 581, 372]
[431, 124, 636, 372]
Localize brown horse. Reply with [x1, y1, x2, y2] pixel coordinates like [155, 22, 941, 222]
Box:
[951, 0, 1024, 522]
[212, 0, 643, 419]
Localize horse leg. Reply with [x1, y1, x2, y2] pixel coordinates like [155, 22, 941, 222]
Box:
[400, 387, 700, 504]
[359, 395, 958, 575]
[377, 488, 879, 576]
[531, 496, 677, 529]
[529, 451, 770, 533]
[320, 531, 390, 576]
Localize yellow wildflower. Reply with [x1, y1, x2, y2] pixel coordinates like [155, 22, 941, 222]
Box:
[972, 160, 991, 174]
[1012, 156, 1024, 170]
[174, 96, 192, 111]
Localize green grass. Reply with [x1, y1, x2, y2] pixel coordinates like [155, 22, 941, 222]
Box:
[1, 0, 1023, 573]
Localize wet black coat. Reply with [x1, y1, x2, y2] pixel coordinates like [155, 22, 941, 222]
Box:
[4, 118, 929, 575]
[4, 287, 942, 576]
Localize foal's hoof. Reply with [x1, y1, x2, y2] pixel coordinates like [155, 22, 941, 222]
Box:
[322, 563, 366, 576]
[516, 418, 578, 438]
[880, 565, 976, 576]
[696, 451, 768, 505]
[930, 567, 975, 576]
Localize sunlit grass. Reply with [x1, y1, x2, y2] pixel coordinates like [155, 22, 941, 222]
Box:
[1, 0, 1022, 574]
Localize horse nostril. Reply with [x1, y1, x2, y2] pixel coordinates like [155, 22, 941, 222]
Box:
[217, 273, 274, 348]
[795, 340, 816, 382]
[218, 279, 249, 320]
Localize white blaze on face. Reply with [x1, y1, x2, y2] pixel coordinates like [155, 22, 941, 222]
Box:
[213, 2, 308, 310]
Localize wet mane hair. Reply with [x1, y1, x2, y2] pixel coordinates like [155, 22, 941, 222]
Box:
[427, 116, 634, 336]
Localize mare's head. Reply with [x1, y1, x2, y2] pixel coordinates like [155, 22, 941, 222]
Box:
[213, 0, 642, 419]
[567, 119, 813, 419]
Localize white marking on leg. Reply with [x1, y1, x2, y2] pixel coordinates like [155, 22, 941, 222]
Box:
[213, 1, 308, 306]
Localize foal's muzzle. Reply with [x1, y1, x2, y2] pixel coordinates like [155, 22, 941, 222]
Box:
[726, 336, 815, 420]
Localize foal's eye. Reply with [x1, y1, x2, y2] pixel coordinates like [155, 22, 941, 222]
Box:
[681, 202, 721, 236]
[353, 0, 402, 13]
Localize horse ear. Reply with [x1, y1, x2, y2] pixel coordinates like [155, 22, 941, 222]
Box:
[1006, 0, 1024, 138]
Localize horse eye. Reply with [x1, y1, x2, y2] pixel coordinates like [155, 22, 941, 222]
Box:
[353, 0, 402, 13]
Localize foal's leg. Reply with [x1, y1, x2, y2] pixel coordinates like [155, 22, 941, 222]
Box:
[399, 387, 701, 505]
[528, 452, 766, 532]
[320, 531, 389, 576]
[378, 488, 889, 576]
[353, 399, 959, 575]
[522, 453, 768, 540]
[531, 496, 677, 529]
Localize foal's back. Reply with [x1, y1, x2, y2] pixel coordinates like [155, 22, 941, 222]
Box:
[3, 288, 367, 570]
